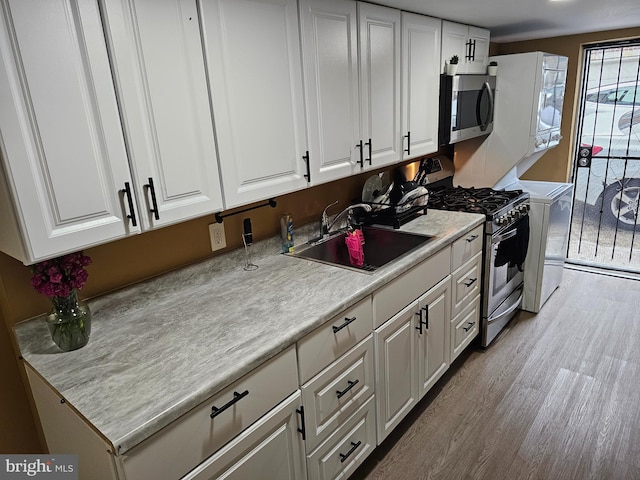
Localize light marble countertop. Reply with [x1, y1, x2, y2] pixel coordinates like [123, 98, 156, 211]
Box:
[14, 209, 484, 455]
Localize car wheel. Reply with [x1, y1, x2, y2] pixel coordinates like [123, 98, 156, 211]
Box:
[602, 178, 640, 230]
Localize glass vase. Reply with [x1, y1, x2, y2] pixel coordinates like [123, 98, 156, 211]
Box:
[46, 290, 91, 352]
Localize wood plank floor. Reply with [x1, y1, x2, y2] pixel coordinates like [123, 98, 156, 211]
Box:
[352, 268, 640, 480]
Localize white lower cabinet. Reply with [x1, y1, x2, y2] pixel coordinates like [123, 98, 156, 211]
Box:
[374, 274, 450, 442]
[182, 392, 307, 480]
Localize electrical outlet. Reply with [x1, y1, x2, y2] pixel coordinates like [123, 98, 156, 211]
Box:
[209, 223, 226, 251]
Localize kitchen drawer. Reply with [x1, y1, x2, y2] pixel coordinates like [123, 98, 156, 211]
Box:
[373, 246, 451, 329]
[451, 251, 482, 318]
[301, 336, 374, 452]
[451, 294, 480, 362]
[451, 225, 483, 271]
[298, 296, 372, 384]
[120, 346, 298, 480]
[306, 395, 376, 480]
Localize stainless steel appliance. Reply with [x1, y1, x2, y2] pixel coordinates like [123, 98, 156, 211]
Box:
[421, 158, 530, 346]
[439, 74, 496, 146]
[507, 180, 573, 313]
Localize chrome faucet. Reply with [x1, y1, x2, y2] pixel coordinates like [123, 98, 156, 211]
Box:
[322, 202, 372, 236]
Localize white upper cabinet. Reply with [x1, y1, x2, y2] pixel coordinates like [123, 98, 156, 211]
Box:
[358, 3, 402, 170]
[199, 0, 309, 208]
[299, 0, 360, 185]
[441, 21, 490, 74]
[101, 0, 224, 228]
[0, 0, 141, 264]
[401, 12, 441, 159]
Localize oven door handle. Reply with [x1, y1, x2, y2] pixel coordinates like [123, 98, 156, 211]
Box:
[492, 228, 518, 244]
[487, 292, 523, 325]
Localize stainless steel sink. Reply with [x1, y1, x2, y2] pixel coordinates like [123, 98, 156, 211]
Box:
[291, 226, 433, 273]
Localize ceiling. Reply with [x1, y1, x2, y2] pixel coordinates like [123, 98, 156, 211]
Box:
[376, 0, 640, 43]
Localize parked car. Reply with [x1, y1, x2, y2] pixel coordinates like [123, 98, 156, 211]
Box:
[580, 81, 640, 158]
[575, 81, 640, 230]
[575, 152, 640, 230]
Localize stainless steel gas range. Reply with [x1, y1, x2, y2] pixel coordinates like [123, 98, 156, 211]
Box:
[422, 158, 530, 346]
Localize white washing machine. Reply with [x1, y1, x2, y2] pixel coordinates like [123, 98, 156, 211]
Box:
[507, 180, 574, 313]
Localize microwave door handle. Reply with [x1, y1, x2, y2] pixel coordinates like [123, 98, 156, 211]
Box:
[478, 81, 494, 131]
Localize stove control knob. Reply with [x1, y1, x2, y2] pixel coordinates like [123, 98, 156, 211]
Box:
[496, 215, 506, 225]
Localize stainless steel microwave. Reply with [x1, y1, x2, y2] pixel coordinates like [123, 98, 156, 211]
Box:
[439, 74, 496, 145]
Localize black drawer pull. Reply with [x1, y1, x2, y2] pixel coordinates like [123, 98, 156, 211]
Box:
[336, 379, 359, 399]
[210, 390, 249, 419]
[333, 316, 357, 333]
[145, 177, 160, 220]
[466, 234, 479, 242]
[463, 321, 476, 332]
[340, 441, 362, 463]
[464, 278, 477, 288]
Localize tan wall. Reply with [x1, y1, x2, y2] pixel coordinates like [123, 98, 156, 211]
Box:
[493, 27, 640, 183]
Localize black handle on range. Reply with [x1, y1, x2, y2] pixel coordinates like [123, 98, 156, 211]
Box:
[210, 390, 249, 418]
[355, 140, 364, 167]
[145, 177, 160, 221]
[121, 182, 137, 227]
[296, 405, 306, 440]
[333, 316, 357, 333]
[336, 379, 359, 399]
[365, 138, 372, 165]
[339, 441, 362, 463]
[403, 131, 411, 155]
[302, 151, 311, 182]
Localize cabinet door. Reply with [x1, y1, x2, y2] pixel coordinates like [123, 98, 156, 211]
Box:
[0, 0, 140, 263]
[300, 0, 360, 185]
[467, 26, 490, 74]
[416, 276, 451, 399]
[101, 0, 224, 228]
[401, 12, 441, 160]
[183, 392, 306, 480]
[358, 3, 401, 170]
[200, 0, 308, 208]
[441, 20, 468, 73]
[374, 301, 419, 443]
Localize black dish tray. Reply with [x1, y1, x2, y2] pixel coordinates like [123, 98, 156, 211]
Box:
[355, 200, 428, 229]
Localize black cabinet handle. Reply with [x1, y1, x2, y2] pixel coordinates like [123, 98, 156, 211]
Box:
[415, 307, 428, 333]
[339, 441, 362, 463]
[464, 278, 477, 288]
[463, 321, 476, 332]
[336, 379, 359, 399]
[303, 151, 311, 182]
[296, 405, 306, 440]
[365, 138, 372, 165]
[403, 131, 411, 155]
[333, 316, 357, 333]
[465, 39, 473, 61]
[121, 182, 137, 227]
[145, 177, 160, 221]
[466, 234, 479, 242]
[471, 39, 477, 61]
[355, 140, 364, 167]
[210, 390, 249, 418]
